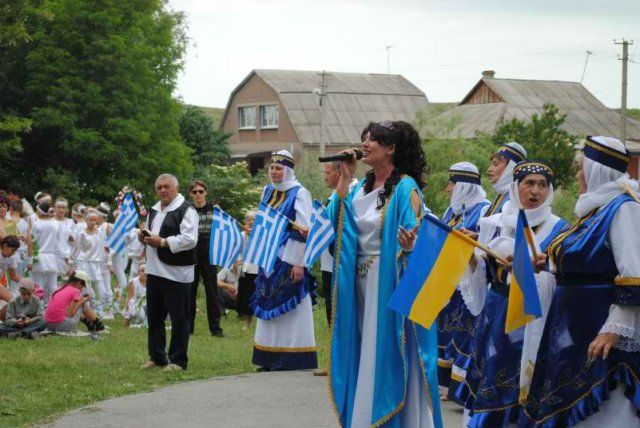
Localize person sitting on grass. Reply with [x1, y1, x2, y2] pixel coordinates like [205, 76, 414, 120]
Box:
[44, 270, 104, 333]
[217, 267, 238, 312]
[0, 278, 45, 339]
[123, 263, 147, 328]
[0, 235, 24, 320]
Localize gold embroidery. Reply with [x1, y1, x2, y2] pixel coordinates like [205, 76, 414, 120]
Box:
[356, 256, 376, 279]
[485, 194, 505, 217]
[615, 276, 640, 286]
[546, 209, 597, 274]
[253, 343, 316, 353]
[585, 138, 631, 162]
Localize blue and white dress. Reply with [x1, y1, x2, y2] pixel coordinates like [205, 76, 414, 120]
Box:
[252, 184, 318, 370]
[438, 200, 490, 386]
[520, 193, 640, 427]
[453, 194, 567, 427]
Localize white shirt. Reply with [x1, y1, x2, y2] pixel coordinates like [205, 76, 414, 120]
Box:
[217, 268, 238, 289]
[145, 194, 198, 283]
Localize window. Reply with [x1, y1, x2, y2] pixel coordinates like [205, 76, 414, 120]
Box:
[238, 106, 256, 129]
[260, 105, 279, 128]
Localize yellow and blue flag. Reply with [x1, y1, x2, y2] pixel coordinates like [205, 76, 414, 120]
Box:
[388, 214, 476, 329]
[505, 210, 542, 333]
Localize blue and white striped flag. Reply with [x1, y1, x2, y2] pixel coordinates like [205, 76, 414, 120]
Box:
[209, 206, 243, 269]
[107, 193, 139, 254]
[243, 202, 289, 274]
[303, 200, 335, 268]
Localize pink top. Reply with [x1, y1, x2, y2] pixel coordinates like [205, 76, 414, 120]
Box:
[45, 286, 82, 324]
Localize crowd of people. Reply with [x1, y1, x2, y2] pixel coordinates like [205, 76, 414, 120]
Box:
[1, 120, 639, 427]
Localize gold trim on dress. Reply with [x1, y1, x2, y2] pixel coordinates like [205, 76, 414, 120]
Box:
[614, 276, 640, 286]
[253, 343, 317, 353]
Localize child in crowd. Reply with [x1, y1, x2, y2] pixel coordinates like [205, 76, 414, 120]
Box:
[29, 202, 63, 305]
[70, 210, 105, 315]
[237, 211, 258, 330]
[95, 203, 114, 319]
[53, 198, 75, 280]
[45, 270, 104, 333]
[123, 263, 147, 327]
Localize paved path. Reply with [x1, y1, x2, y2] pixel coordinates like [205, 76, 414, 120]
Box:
[44, 371, 463, 427]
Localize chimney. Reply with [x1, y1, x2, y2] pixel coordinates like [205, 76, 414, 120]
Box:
[482, 70, 495, 79]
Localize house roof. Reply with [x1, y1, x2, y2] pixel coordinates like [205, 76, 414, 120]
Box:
[221, 69, 429, 145]
[436, 77, 640, 146]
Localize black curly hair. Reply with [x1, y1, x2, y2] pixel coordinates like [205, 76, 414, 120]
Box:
[361, 120, 428, 209]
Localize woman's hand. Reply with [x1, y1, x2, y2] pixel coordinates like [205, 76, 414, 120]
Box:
[588, 332, 620, 361]
[290, 266, 304, 283]
[336, 149, 358, 198]
[398, 225, 419, 252]
[459, 227, 479, 241]
[533, 254, 547, 273]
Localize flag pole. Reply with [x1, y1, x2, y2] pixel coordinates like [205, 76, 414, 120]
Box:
[518, 206, 539, 261]
[449, 227, 509, 266]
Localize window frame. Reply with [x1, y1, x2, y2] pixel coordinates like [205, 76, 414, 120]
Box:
[237, 105, 257, 130]
[259, 104, 279, 129]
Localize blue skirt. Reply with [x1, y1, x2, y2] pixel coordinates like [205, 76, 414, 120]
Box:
[252, 258, 316, 321]
[519, 284, 640, 427]
[438, 289, 478, 387]
[456, 287, 524, 428]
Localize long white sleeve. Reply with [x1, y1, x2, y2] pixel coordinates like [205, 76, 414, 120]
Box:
[599, 202, 640, 352]
[281, 188, 313, 267]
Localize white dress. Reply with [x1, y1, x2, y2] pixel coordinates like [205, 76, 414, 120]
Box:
[350, 185, 434, 428]
[72, 230, 105, 282]
[55, 218, 75, 274]
[253, 188, 317, 365]
[32, 219, 61, 273]
[125, 276, 146, 324]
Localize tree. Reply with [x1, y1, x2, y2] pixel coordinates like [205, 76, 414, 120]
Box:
[179, 106, 230, 172]
[198, 162, 263, 220]
[0, 0, 192, 203]
[492, 103, 579, 187]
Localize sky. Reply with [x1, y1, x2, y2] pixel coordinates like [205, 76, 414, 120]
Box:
[168, 0, 640, 110]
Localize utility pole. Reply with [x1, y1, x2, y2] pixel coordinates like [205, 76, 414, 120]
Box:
[615, 39, 634, 143]
[580, 50, 594, 83]
[316, 71, 330, 156]
[385, 45, 396, 74]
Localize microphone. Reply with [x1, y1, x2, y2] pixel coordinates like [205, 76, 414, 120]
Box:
[318, 149, 363, 163]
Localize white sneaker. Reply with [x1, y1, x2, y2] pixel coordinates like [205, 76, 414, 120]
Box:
[139, 360, 159, 370]
[163, 363, 184, 372]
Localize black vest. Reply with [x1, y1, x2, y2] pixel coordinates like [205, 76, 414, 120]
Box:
[148, 200, 197, 266]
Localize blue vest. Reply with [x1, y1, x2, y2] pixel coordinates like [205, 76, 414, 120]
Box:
[484, 193, 510, 217]
[442, 200, 490, 232]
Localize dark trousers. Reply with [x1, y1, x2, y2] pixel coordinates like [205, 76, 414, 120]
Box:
[0, 318, 46, 336]
[322, 270, 333, 326]
[189, 248, 222, 334]
[147, 274, 191, 369]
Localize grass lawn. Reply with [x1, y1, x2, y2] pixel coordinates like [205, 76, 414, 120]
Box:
[0, 295, 330, 427]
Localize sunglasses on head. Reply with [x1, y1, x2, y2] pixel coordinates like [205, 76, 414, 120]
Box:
[191, 189, 205, 194]
[378, 120, 393, 130]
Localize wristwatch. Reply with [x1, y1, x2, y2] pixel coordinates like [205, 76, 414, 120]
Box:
[160, 238, 167, 248]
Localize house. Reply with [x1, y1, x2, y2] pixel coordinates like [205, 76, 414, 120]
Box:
[220, 69, 429, 174]
[433, 71, 640, 178]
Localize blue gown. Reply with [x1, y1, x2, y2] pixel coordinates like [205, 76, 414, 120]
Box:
[520, 194, 640, 427]
[437, 201, 490, 387]
[327, 177, 443, 428]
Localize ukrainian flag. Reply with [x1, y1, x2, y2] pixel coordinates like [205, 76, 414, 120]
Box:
[505, 210, 542, 333]
[388, 214, 476, 329]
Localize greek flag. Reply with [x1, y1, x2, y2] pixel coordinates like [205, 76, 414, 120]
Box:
[107, 193, 138, 254]
[303, 201, 334, 268]
[209, 207, 243, 269]
[243, 202, 289, 273]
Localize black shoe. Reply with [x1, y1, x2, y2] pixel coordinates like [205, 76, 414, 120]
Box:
[211, 329, 224, 337]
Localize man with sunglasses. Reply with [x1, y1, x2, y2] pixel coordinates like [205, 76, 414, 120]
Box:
[187, 180, 223, 337]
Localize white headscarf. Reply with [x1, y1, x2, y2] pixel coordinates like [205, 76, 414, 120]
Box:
[271, 150, 302, 192]
[449, 162, 488, 215]
[575, 136, 639, 217]
[492, 142, 527, 195]
[500, 180, 555, 231]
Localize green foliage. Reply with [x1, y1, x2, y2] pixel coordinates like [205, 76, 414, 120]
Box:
[0, 0, 192, 203]
[628, 108, 640, 122]
[180, 105, 230, 171]
[551, 180, 579, 222]
[197, 162, 263, 220]
[491, 104, 579, 187]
